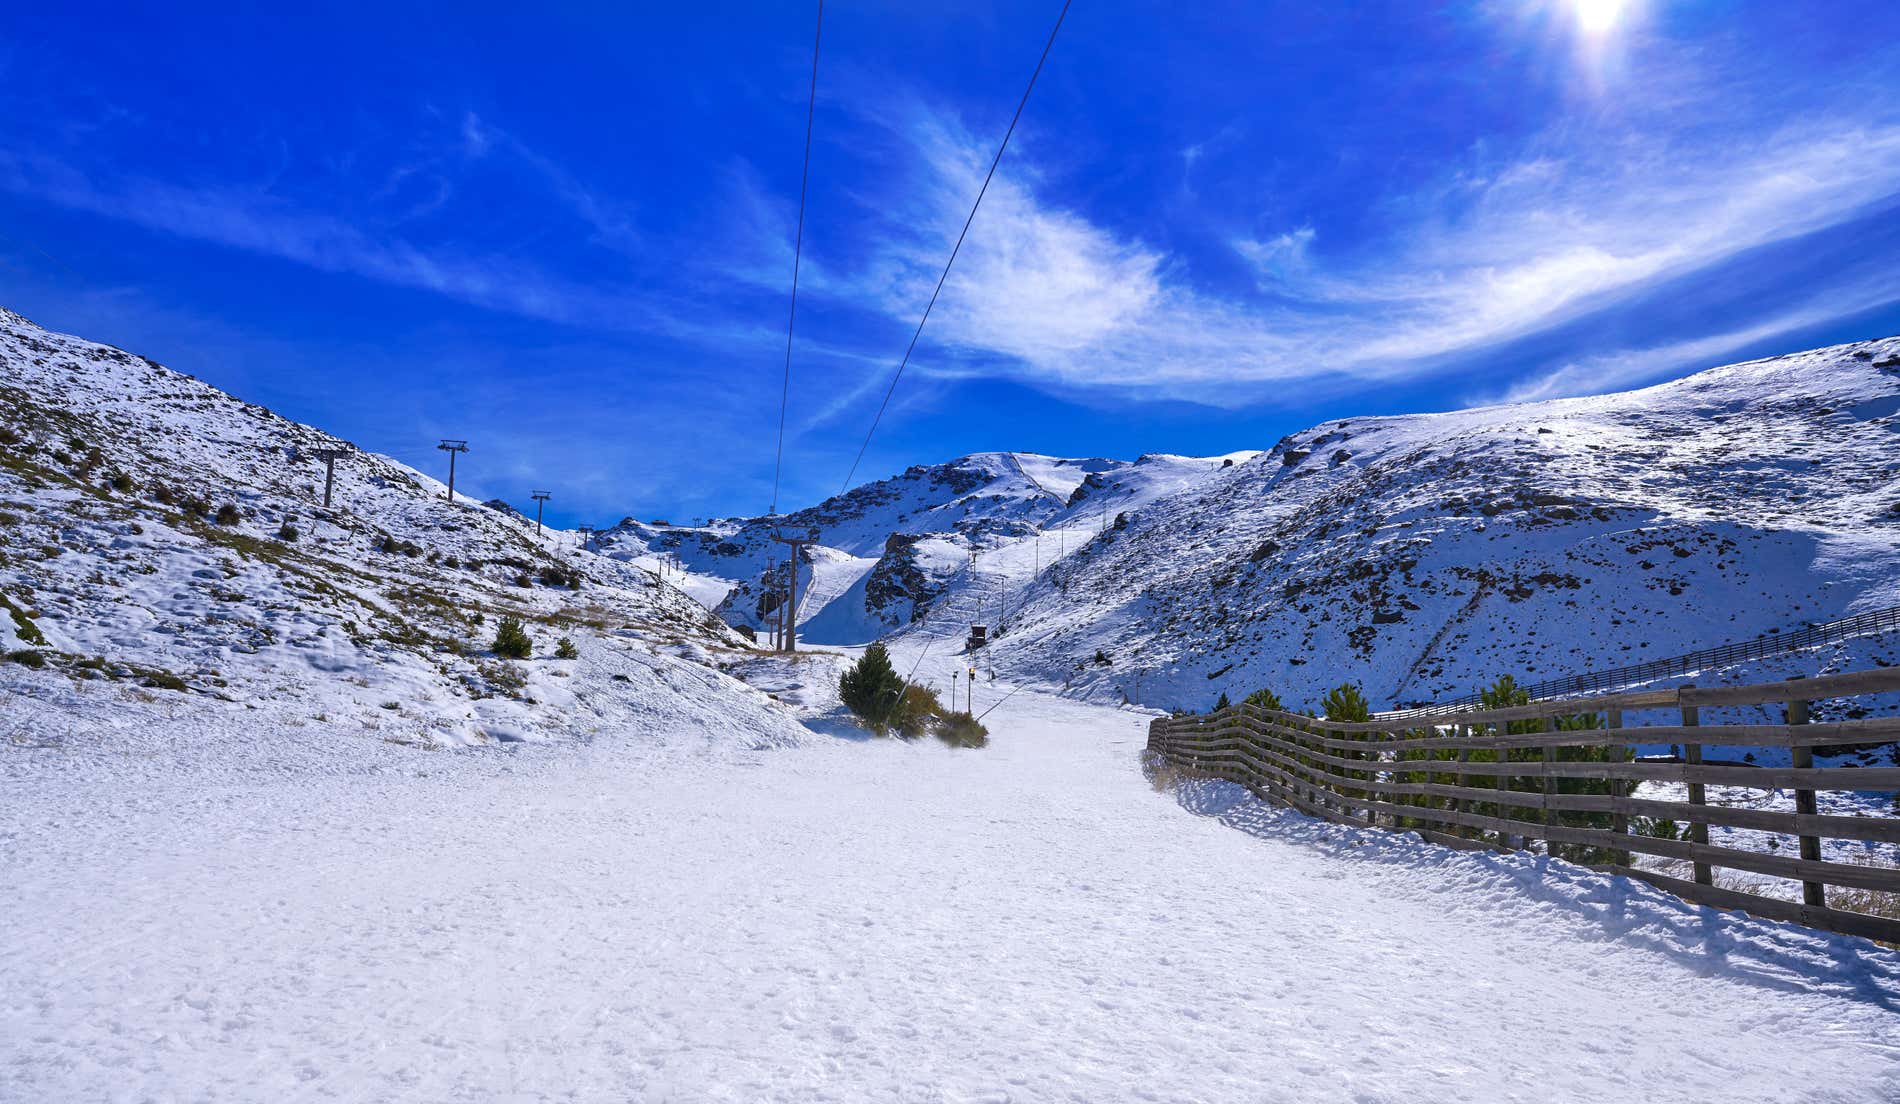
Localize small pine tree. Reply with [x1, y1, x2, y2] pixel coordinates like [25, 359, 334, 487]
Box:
[1321, 682, 1370, 722]
[1243, 687, 1283, 711]
[554, 636, 579, 660]
[493, 616, 532, 659]
[1215, 691, 1231, 711]
[839, 643, 906, 731]
[1480, 674, 1529, 711]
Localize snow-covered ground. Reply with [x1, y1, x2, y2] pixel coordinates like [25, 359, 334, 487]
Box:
[6, 683, 1896, 1102]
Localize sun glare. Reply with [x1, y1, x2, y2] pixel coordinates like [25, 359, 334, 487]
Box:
[1572, 0, 1630, 35]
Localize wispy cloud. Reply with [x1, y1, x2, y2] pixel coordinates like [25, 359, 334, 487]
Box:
[0, 144, 636, 328]
[812, 36, 1900, 407]
[1485, 272, 1900, 405]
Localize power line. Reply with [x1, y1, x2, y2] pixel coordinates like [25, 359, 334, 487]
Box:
[838, 0, 1075, 494]
[770, 0, 825, 518]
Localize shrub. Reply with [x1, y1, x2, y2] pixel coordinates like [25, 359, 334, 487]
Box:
[839, 643, 906, 731]
[5, 648, 47, 668]
[1320, 682, 1370, 722]
[214, 503, 241, 526]
[444, 556, 460, 569]
[1243, 686, 1284, 711]
[150, 483, 178, 506]
[3, 597, 46, 646]
[493, 616, 532, 659]
[1635, 816, 1685, 842]
[893, 682, 945, 739]
[0, 511, 18, 528]
[478, 661, 528, 695]
[108, 472, 135, 494]
[1093, 649, 1113, 666]
[141, 671, 188, 691]
[555, 636, 579, 660]
[278, 524, 300, 542]
[934, 710, 989, 748]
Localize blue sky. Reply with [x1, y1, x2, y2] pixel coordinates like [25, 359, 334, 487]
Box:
[3, 1, 1899, 527]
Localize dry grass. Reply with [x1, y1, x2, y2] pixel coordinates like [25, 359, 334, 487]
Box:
[1827, 856, 1900, 949]
[1704, 854, 1900, 949]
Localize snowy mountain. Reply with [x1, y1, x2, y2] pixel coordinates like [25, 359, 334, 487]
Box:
[587, 450, 1253, 644]
[972, 336, 1900, 712]
[0, 307, 805, 748]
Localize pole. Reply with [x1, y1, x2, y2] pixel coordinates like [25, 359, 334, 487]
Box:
[531, 491, 551, 536]
[312, 447, 348, 508]
[772, 535, 812, 652]
[1786, 679, 1824, 908]
[436, 440, 469, 502]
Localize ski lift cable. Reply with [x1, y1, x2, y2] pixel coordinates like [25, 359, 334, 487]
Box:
[837, 0, 1075, 495]
[977, 682, 1026, 722]
[769, 0, 824, 519]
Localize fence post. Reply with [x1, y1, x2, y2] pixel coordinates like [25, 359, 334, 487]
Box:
[1495, 714, 1514, 853]
[1787, 689, 1825, 909]
[1606, 707, 1629, 855]
[1375, 722, 1390, 828]
[1455, 723, 1473, 840]
[1541, 709, 1558, 855]
[1681, 686, 1711, 886]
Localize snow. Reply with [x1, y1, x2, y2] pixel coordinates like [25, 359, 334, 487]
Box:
[6, 677, 1897, 1102]
[971, 335, 1900, 713]
[0, 308, 783, 745]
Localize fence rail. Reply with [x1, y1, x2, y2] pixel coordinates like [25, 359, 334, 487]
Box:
[1387, 605, 1900, 715]
[1147, 666, 1900, 944]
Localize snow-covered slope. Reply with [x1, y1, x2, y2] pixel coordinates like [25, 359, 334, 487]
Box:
[975, 337, 1900, 711]
[0, 307, 805, 748]
[590, 450, 1252, 643]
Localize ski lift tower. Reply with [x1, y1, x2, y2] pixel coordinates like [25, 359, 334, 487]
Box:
[773, 530, 815, 653]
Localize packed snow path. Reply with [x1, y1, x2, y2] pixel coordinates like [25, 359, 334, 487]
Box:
[5, 692, 1897, 1102]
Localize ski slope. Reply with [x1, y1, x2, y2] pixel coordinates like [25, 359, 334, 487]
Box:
[5, 686, 1895, 1102]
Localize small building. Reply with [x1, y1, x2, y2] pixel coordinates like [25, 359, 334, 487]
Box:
[967, 624, 989, 651]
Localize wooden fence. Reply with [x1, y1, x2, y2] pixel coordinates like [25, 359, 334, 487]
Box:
[1146, 666, 1900, 944]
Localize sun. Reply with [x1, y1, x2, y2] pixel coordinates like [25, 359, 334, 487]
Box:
[1571, 0, 1631, 35]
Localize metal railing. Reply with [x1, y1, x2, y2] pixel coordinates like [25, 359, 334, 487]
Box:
[1387, 605, 1900, 717]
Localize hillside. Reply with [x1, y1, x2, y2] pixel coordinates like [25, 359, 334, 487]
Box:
[588, 450, 1251, 644]
[0, 308, 805, 749]
[968, 337, 1900, 711]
